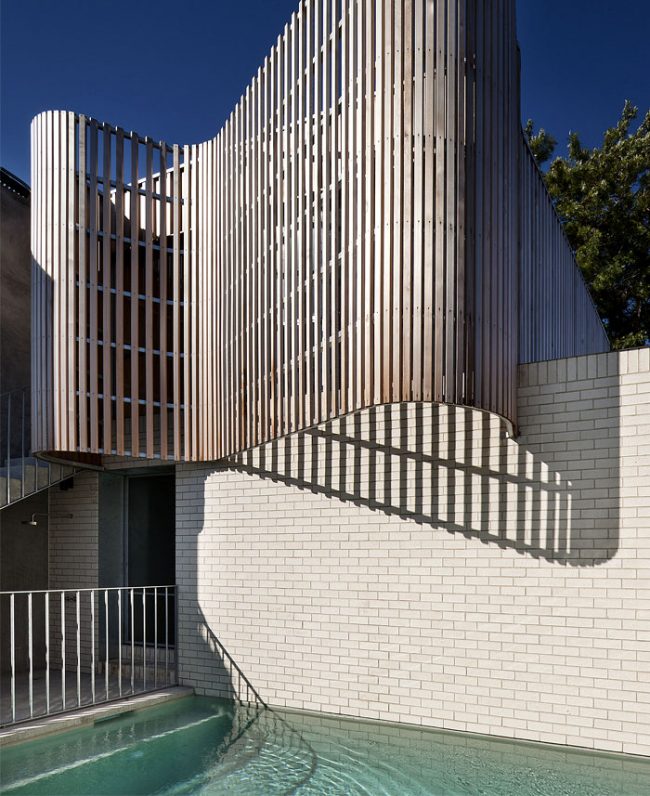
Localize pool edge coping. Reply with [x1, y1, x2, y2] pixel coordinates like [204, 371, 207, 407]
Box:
[256, 700, 650, 766]
[0, 686, 194, 748]
[3, 690, 648, 766]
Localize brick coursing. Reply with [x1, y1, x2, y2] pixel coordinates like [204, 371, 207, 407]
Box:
[176, 349, 650, 755]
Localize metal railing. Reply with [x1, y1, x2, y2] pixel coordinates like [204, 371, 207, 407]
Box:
[0, 585, 177, 727]
[0, 386, 75, 509]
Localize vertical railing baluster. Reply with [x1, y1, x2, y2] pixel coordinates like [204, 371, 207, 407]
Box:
[173, 586, 178, 685]
[130, 587, 135, 695]
[28, 591, 33, 717]
[10, 593, 16, 722]
[165, 586, 169, 686]
[1, 583, 175, 725]
[91, 589, 96, 704]
[154, 586, 158, 688]
[76, 590, 81, 706]
[20, 389, 25, 499]
[45, 591, 50, 714]
[6, 391, 11, 506]
[118, 588, 123, 696]
[61, 590, 66, 710]
[142, 588, 147, 692]
[105, 589, 109, 700]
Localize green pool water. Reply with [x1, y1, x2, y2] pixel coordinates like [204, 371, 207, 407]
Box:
[1, 696, 648, 795]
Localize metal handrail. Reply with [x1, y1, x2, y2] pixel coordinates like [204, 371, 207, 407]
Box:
[1, 584, 176, 596]
[0, 385, 75, 509]
[1, 584, 178, 728]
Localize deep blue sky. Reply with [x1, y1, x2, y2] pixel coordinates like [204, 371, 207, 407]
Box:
[1, 1, 648, 185]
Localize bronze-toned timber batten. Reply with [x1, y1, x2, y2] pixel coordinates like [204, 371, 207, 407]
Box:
[31, 0, 609, 465]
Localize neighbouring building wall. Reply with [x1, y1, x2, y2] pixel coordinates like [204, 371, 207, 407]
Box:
[0, 171, 31, 395]
[176, 348, 649, 756]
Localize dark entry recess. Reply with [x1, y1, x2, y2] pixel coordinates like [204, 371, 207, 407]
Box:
[127, 473, 175, 646]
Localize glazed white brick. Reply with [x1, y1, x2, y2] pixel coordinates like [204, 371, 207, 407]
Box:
[49, 471, 99, 589]
[175, 348, 650, 756]
[48, 471, 99, 671]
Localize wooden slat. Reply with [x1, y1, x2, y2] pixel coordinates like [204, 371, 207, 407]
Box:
[402, 0, 413, 400]
[255, 68, 263, 447]
[373, 0, 383, 407]
[304, 3, 313, 425]
[172, 145, 181, 459]
[115, 129, 125, 455]
[199, 139, 206, 459]
[381, 0, 392, 404]
[340, 0, 349, 415]
[456, 0, 467, 404]
[130, 134, 140, 458]
[363, 0, 374, 408]
[411, 0, 424, 401]
[190, 143, 198, 459]
[445, 0, 458, 404]
[280, 49, 288, 438]
[290, 13, 298, 433]
[321, 3, 330, 420]
[182, 144, 191, 460]
[76, 117, 88, 450]
[88, 119, 99, 451]
[296, 5, 305, 428]
[430, 0, 442, 404]
[66, 112, 77, 449]
[355, 0, 365, 408]
[216, 133, 224, 456]
[102, 125, 112, 454]
[391, 0, 402, 404]
[143, 138, 154, 459]
[330, 0, 339, 417]
[159, 143, 168, 460]
[54, 113, 64, 449]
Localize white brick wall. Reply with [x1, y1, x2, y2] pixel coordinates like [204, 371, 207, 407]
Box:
[49, 471, 99, 669]
[49, 471, 99, 590]
[176, 349, 650, 755]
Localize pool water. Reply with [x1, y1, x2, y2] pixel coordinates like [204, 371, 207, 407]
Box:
[1, 696, 648, 795]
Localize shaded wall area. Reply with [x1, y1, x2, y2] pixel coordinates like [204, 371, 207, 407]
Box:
[0, 170, 31, 395]
[0, 491, 48, 673]
[176, 349, 649, 756]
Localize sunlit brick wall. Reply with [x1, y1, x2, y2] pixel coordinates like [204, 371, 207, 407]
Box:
[176, 348, 650, 755]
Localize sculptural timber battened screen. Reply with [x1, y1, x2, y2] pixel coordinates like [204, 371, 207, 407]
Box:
[31, 0, 609, 464]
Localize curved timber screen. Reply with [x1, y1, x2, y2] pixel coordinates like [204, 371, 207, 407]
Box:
[31, 0, 607, 464]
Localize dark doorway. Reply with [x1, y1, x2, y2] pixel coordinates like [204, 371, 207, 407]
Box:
[127, 473, 175, 646]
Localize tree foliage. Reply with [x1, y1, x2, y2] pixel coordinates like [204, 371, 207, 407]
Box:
[525, 103, 650, 349]
[524, 119, 557, 166]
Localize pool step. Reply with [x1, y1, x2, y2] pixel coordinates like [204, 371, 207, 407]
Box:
[99, 661, 175, 682]
[116, 644, 176, 665]
[96, 646, 176, 681]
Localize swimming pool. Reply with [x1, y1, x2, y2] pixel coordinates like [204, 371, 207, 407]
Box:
[1, 696, 648, 795]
